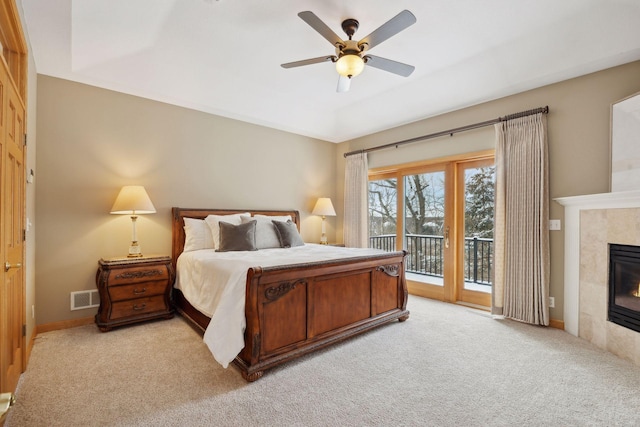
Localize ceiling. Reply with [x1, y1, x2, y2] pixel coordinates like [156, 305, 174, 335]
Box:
[21, 0, 640, 143]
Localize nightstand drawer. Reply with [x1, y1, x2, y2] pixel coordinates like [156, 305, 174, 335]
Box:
[108, 265, 169, 286]
[110, 295, 167, 319]
[96, 255, 174, 331]
[108, 280, 167, 301]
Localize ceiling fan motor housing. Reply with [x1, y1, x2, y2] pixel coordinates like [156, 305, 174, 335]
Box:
[335, 39, 364, 57]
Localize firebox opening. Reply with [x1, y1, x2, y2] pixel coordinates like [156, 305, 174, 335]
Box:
[609, 244, 640, 333]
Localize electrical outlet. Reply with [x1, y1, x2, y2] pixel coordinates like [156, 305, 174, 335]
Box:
[549, 297, 555, 308]
[549, 219, 561, 231]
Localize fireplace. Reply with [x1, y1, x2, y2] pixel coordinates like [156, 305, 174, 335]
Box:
[609, 244, 640, 333]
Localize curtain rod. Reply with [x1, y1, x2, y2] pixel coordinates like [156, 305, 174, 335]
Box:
[343, 105, 549, 158]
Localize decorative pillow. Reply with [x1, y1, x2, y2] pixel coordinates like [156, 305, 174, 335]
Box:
[272, 220, 305, 248]
[204, 213, 251, 249]
[242, 215, 291, 249]
[183, 217, 214, 252]
[216, 220, 258, 252]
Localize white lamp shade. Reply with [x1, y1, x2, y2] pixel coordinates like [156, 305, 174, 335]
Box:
[336, 54, 365, 78]
[312, 198, 336, 216]
[110, 186, 156, 215]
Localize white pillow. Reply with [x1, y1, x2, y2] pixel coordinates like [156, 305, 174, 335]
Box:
[183, 218, 214, 252]
[254, 214, 293, 222]
[204, 213, 251, 249]
[242, 215, 291, 249]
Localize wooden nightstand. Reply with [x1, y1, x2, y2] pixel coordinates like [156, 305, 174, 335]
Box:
[95, 255, 175, 332]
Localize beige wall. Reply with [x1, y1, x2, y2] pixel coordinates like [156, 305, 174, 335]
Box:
[35, 76, 337, 325]
[336, 60, 640, 321]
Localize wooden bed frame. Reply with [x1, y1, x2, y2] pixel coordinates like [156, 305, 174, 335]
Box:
[171, 207, 410, 381]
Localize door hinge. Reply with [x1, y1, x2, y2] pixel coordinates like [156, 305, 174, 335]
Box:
[23, 229, 26, 241]
[22, 324, 26, 337]
[23, 134, 27, 147]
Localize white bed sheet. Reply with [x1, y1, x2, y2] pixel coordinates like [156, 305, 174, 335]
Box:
[174, 244, 386, 368]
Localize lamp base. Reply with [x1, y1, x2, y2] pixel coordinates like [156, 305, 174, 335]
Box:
[319, 216, 328, 245]
[128, 241, 143, 258]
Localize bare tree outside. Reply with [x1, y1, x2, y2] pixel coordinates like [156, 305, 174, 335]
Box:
[404, 172, 445, 235]
[369, 173, 446, 238]
[369, 178, 397, 252]
[404, 172, 445, 277]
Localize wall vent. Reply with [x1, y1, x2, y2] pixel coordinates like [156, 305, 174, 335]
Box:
[70, 290, 100, 311]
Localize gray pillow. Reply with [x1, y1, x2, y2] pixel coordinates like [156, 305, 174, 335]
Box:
[216, 220, 257, 252]
[272, 220, 304, 248]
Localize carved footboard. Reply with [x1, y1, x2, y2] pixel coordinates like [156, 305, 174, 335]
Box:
[171, 207, 409, 382]
[234, 251, 409, 381]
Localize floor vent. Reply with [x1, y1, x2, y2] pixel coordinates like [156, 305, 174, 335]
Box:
[70, 290, 100, 311]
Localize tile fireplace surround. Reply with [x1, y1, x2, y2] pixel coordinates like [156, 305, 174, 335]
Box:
[557, 190, 640, 366]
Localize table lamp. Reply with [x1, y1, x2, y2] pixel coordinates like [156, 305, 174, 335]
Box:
[312, 197, 336, 245]
[110, 185, 156, 257]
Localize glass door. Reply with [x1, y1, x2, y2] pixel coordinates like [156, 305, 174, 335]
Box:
[369, 175, 399, 252]
[368, 152, 495, 308]
[403, 167, 448, 300]
[456, 159, 495, 307]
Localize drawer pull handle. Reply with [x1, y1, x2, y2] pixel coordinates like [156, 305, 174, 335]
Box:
[133, 288, 147, 295]
[133, 303, 146, 311]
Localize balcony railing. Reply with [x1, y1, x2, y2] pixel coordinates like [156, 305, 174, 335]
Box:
[369, 234, 493, 286]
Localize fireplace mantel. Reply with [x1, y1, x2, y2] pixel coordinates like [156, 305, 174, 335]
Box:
[556, 190, 640, 336]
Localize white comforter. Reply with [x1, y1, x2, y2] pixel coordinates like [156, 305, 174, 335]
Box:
[174, 244, 386, 368]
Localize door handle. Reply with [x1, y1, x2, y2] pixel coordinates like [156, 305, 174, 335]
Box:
[444, 226, 450, 249]
[5, 261, 22, 272]
[0, 392, 15, 423]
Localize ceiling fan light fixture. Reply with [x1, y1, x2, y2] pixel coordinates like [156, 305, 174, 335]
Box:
[336, 54, 364, 78]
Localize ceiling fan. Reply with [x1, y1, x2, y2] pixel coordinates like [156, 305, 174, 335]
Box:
[281, 10, 417, 93]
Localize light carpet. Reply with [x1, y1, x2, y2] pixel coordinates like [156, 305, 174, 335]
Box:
[7, 296, 640, 426]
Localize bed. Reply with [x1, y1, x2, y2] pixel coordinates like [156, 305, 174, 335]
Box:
[171, 207, 410, 381]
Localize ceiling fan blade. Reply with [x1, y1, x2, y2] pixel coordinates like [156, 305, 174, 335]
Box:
[337, 75, 351, 93]
[358, 10, 416, 51]
[281, 55, 336, 69]
[364, 55, 415, 77]
[298, 11, 345, 47]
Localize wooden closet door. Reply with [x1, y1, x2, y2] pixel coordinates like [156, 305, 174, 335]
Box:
[0, 63, 24, 394]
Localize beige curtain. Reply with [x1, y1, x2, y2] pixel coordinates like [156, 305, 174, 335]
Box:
[493, 113, 549, 326]
[344, 152, 369, 248]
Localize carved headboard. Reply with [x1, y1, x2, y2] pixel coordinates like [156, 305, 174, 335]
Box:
[171, 207, 301, 270]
